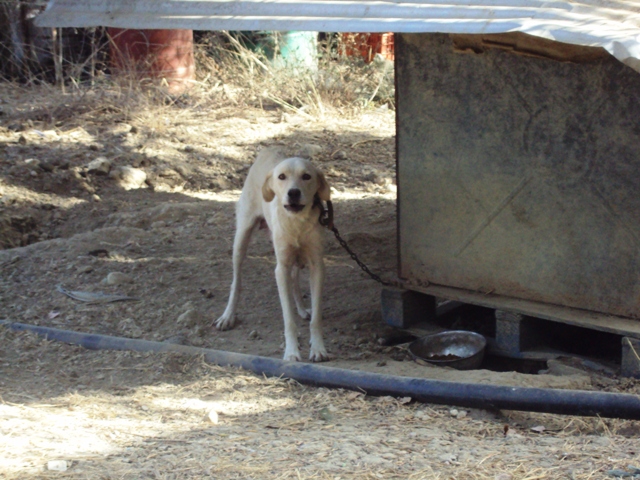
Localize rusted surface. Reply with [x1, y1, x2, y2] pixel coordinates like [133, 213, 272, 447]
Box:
[451, 32, 610, 63]
[108, 28, 195, 93]
[396, 32, 640, 319]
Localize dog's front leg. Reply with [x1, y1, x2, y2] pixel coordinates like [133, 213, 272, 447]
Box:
[308, 254, 329, 362]
[291, 265, 311, 320]
[275, 259, 302, 362]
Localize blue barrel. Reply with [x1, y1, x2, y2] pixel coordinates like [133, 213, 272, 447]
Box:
[254, 31, 318, 72]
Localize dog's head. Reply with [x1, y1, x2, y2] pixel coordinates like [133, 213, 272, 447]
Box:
[262, 157, 330, 214]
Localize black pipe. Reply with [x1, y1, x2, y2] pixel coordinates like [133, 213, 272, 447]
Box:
[3, 320, 640, 419]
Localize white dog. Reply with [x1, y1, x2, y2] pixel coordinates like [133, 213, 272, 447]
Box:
[215, 147, 331, 362]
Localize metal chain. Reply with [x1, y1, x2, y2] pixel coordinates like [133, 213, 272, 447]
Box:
[317, 199, 398, 287]
[328, 224, 397, 286]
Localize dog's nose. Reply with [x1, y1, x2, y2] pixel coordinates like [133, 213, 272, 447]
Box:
[288, 188, 301, 202]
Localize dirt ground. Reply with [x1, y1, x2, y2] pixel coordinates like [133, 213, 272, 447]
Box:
[2, 82, 640, 479]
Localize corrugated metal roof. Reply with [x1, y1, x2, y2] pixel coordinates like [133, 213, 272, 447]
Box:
[35, 0, 640, 70]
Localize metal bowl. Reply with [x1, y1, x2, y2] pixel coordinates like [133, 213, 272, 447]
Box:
[409, 330, 487, 370]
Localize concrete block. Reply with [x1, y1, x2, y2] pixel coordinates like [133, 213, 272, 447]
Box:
[381, 288, 435, 328]
[621, 337, 640, 378]
[494, 310, 543, 356]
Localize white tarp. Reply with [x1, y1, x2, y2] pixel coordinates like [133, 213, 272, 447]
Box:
[35, 0, 640, 71]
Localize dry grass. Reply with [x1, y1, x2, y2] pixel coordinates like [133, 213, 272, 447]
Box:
[193, 32, 394, 117]
[2, 328, 640, 479]
[2, 30, 394, 131]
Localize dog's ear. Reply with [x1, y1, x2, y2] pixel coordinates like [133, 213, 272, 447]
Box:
[262, 171, 275, 202]
[316, 171, 331, 202]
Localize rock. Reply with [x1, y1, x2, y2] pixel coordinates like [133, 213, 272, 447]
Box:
[438, 453, 457, 463]
[70, 168, 83, 180]
[76, 265, 93, 274]
[118, 318, 143, 338]
[86, 157, 112, 175]
[318, 407, 332, 422]
[164, 334, 188, 345]
[80, 181, 95, 194]
[110, 166, 147, 190]
[248, 330, 260, 340]
[53, 158, 70, 170]
[282, 113, 304, 125]
[92, 194, 101, 202]
[194, 324, 208, 337]
[40, 130, 59, 140]
[591, 436, 611, 447]
[332, 150, 347, 160]
[456, 410, 468, 419]
[363, 169, 389, 186]
[207, 410, 219, 424]
[38, 161, 55, 173]
[449, 408, 459, 417]
[0, 195, 17, 206]
[150, 220, 167, 229]
[606, 470, 634, 478]
[177, 309, 202, 328]
[103, 272, 134, 285]
[209, 177, 230, 191]
[158, 167, 182, 179]
[174, 163, 192, 177]
[298, 143, 323, 158]
[47, 460, 68, 472]
[494, 474, 512, 480]
[131, 155, 145, 168]
[152, 168, 184, 189]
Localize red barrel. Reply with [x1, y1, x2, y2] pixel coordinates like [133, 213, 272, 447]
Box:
[108, 28, 195, 93]
[341, 33, 395, 63]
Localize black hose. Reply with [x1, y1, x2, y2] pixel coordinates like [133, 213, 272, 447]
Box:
[3, 320, 640, 419]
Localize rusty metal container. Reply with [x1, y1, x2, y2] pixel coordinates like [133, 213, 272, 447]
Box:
[107, 28, 195, 93]
[395, 32, 640, 322]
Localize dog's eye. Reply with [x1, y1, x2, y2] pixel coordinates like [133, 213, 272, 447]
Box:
[302, 173, 311, 181]
[278, 173, 286, 180]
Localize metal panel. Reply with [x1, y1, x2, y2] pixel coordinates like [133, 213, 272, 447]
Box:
[35, 0, 640, 72]
[397, 32, 640, 320]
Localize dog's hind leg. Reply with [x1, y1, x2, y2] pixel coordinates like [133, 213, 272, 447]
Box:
[215, 214, 258, 331]
[291, 265, 311, 320]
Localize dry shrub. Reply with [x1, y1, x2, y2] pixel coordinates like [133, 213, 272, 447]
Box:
[192, 31, 395, 116]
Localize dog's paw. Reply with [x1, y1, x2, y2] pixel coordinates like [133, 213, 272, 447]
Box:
[309, 346, 330, 362]
[214, 314, 235, 331]
[296, 307, 312, 321]
[283, 351, 302, 362]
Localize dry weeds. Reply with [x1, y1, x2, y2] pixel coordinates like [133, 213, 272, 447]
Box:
[2, 328, 640, 479]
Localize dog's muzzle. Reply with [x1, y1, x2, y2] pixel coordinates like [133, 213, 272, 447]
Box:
[284, 204, 305, 213]
[285, 188, 304, 213]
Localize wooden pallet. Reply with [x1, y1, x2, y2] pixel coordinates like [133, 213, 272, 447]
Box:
[381, 286, 640, 377]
